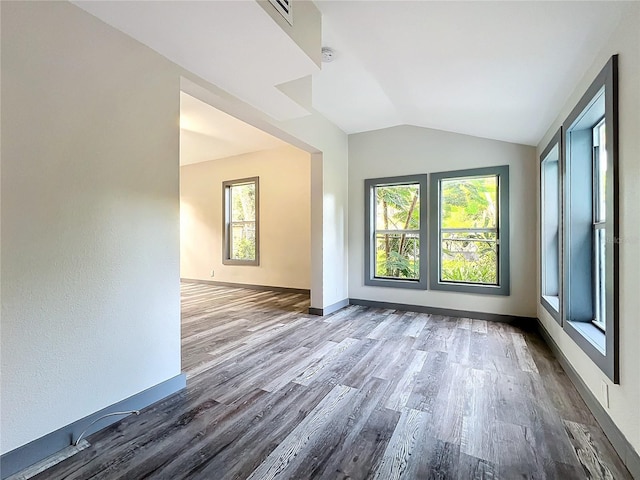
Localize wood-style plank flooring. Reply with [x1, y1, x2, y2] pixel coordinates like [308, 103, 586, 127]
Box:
[33, 283, 632, 479]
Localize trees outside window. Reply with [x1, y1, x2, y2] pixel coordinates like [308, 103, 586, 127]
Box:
[374, 183, 420, 280]
[223, 177, 259, 265]
[429, 166, 510, 296]
[365, 175, 427, 289]
[439, 175, 499, 285]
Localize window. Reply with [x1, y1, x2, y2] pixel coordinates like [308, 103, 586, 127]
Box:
[562, 55, 618, 382]
[364, 175, 427, 289]
[429, 166, 510, 295]
[223, 177, 259, 265]
[540, 129, 562, 323]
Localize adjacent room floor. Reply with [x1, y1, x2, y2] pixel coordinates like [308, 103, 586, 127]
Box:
[32, 282, 631, 479]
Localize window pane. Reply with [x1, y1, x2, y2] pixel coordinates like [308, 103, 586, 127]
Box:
[365, 175, 427, 289]
[594, 228, 606, 330]
[440, 231, 497, 285]
[441, 176, 498, 229]
[595, 120, 607, 223]
[231, 222, 255, 260]
[231, 183, 256, 222]
[375, 184, 420, 231]
[542, 158, 560, 299]
[375, 232, 419, 280]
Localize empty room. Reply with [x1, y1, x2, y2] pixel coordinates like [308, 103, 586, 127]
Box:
[1, 1, 639, 479]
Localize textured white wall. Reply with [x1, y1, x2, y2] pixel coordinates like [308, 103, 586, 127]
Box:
[536, 4, 640, 454]
[180, 146, 311, 289]
[348, 125, 537, 317]
[1, 2, 182, 453]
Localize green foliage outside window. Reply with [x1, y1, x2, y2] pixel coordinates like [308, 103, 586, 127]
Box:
[375, 184, 420, 279]
[440, 176, 498, 284]
[230, 182, 256, 261]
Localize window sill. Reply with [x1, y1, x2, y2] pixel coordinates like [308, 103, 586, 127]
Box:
[223, 259, 259, 266]
[566, 320, 605, 354]
[541, 295, 561, 324]
[430, 281, 509, 296]
[364, 277, 427, 290]
[542, 295, 559, 311]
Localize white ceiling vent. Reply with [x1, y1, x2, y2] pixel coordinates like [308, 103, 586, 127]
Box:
[269, 0, 293, 26]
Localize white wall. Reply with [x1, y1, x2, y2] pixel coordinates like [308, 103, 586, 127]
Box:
[536, 4, 640, 455]
[180, 146, 311, 289]
[0, 2, 182, 453]
[1, 0, 349, 454]
[348, 125, 537, 318]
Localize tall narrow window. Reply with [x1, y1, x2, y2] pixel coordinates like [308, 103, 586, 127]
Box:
[223, 177, 259, 265]
[364, 175, 427, 289]
[540, 130, 562, 323]
[563, 55, 618, 382]
[430, 166, 509, 295]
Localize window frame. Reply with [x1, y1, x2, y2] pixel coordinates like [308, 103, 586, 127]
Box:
[222, 176, 260, 266]
[562, 55, 618, 383]
[364, 174, 428, 289]
[429, 165, 510, 296]
[540, 128, 563, 324]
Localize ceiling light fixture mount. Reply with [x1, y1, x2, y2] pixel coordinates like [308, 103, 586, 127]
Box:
[321, 47, 335, 63]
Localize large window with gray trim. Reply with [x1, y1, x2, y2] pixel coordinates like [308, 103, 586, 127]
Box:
[540, 129, 562, 323]
[223, 177, 259, 266]
[364, 174, 428, 289]
[429, 166, 510, 295]
[562, 55, 618, 382]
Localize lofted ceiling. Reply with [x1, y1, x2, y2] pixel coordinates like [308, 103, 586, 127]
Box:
[75, 1, 630, 147]
[312, 1, 629, 146]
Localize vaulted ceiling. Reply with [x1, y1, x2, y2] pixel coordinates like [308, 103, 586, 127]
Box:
[75, 1, 629, 147]
[313, 1, 628, 145]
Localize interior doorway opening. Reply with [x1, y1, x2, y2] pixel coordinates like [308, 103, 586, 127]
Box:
[178, 87, 321, 371]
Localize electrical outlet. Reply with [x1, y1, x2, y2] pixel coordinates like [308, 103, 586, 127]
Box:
[601, 381, 609, 408]
[210, 269, 215, 277]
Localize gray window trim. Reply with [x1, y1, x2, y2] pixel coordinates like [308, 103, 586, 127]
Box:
[429, 165, 510, 296]
[364, 174, 428, 289]
[562, 55, 618, 383]
[540, 128, 562, 324]
[223, 176, 260, 266]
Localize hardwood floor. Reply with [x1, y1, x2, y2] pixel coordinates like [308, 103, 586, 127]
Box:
[33, 283, 631, 479]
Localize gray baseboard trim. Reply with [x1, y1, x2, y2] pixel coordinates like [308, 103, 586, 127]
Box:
[0, 373, 186, 479]
[308, 298, 350, 316]
[536, 320, 640, 479]
[348, 298, 536, 324]
[181, 278, 310, 295]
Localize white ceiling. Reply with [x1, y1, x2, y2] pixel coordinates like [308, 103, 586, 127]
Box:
[75, 1, 630, 147]
[313, 1, 629, 146]
[180, 92, 287, 166]
[73, 0, 318, 121]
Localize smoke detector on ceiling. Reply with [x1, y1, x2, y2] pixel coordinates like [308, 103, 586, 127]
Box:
[321, 47, 335, 63]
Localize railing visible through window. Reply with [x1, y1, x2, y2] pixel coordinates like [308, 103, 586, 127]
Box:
[364, 174, 427, 289]
[373, 183, 421, 281]
[438, 175, 499, 286]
